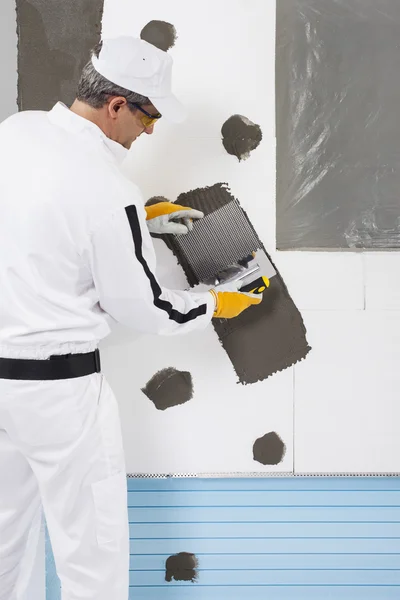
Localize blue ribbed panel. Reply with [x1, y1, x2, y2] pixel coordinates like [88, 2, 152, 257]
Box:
[127, 477, 400, 600]
[46, 477, 400, 599]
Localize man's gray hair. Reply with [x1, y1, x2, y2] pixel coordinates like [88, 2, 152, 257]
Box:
[76, 42, 150, 110]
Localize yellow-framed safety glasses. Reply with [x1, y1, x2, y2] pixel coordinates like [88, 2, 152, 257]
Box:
[129, 102, 162, 127]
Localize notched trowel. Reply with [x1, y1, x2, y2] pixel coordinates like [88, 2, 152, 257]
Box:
[192, 249, 277, 295]
[206, 253, 273, 295]
[169, 199, 277, 294]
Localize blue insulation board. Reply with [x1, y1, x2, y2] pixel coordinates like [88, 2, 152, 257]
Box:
[46, 477, 400, 599]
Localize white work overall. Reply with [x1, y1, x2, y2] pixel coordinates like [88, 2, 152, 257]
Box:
[0, 103, 213, 600]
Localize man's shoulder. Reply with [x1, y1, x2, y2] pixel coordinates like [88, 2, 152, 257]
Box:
[0, 109, 49, 131]
[0, 109, 74, 151]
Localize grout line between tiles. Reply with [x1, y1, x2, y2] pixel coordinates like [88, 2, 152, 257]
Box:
[362, 254, 367, 310]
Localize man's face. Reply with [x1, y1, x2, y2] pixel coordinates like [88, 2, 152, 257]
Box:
[109, 99, 161, 149]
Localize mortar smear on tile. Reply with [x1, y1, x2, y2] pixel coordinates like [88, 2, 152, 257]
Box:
[222, 114, 262, 161]
[140, 20, 177, 51]
[141, 367, 193, 411]
[159, 184, 311, 383]
[253, 431, 286, 465]
[165, 552, 198, 583]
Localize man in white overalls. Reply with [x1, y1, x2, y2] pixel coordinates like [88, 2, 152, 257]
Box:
[0, 37, 261, 599]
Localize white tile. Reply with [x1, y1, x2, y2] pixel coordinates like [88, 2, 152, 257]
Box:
[274, 251, 364, 310]
[364, 252, 400, 310]
[101, 326, 294, 475]
[294, 310, 400, 473]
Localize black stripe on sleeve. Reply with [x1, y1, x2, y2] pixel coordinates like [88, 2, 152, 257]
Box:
[125, 205, 208, 324]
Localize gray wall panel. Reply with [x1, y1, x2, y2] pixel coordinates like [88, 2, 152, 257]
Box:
[17, 0, 103, 111]
[276, 0, 400, 249]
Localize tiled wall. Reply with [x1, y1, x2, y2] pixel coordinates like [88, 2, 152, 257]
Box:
[47, 476, 400, 599]
[276, 251, 400, 473]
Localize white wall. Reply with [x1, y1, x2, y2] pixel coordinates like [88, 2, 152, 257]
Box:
[100, 0, 293, 475]
[101, 0, 400, 475]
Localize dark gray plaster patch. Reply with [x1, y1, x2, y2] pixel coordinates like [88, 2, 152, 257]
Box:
[140, 20, 177, 51]
[141, 367, 193, 411]
[276, 0, 400, 249]
[213, 265, 310, 384]
[160, 184, 311, 384]
[253, 431, 286, 465]
[17, 0, 103, 111]
[221, 114, 262, 161]
[165, 552, 198, 583]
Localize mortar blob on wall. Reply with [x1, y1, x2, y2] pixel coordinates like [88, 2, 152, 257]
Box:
[221, 114, 263, 161]
[165, 552, 198, 583]
[253, 431, 286, 465]
[141, 367, 194, 411]
[156, 183, 311, 384]
[140, 20, 177, 51]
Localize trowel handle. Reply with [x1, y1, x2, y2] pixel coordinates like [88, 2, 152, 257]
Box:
[240, 276, 270, 295]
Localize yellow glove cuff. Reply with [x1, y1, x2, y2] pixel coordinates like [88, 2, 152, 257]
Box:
[145, 202, 192, 220]
[209, 289, 218, 316]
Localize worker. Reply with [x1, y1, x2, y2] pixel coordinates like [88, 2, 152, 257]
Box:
[0, 36, 262, 600]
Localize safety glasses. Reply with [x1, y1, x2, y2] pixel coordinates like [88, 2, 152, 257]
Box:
[129, 102, 162, 127]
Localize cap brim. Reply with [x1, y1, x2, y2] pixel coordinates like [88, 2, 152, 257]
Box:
[149, 94, 187, 124]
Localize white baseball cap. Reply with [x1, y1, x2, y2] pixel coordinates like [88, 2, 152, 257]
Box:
[91, 36, 186, 123]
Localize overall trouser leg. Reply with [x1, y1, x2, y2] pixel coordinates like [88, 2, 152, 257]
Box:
[2, 373, 130, 600]
[0, 427, 42, 600]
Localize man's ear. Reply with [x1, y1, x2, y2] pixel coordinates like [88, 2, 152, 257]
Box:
[108, 97, 127, 119]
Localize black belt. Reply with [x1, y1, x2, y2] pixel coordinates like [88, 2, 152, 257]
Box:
[0, 349, 101, 381]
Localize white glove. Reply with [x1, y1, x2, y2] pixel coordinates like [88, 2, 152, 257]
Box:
[145, 202, 204, 235]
